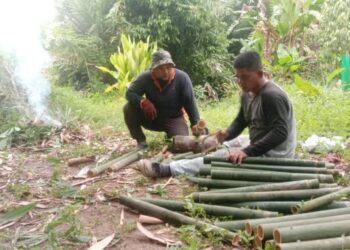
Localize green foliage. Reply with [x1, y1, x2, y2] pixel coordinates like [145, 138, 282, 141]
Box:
[313, 0, 350, 65]
[7, 183, 31, 199]
[0, 203, 36, 226]
[123, 0, 232, 87]
[45, 204, 83, 246]
[294, 74, 321, 96]
[46, 0, 125, 90]
[97, 34, 157, 95]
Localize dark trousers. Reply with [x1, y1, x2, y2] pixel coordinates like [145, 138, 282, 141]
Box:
[123, 103, 189, 143]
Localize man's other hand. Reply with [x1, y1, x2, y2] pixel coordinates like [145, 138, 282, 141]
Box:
[228, 150, 247, 164]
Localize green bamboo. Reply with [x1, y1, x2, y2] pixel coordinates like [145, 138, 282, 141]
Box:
[215, 207, 350, 233]
[258, 213, 350, 240]
[273, 219, 350, 243]
[192, 188, 339, 204]
[140, 198, 278, 219]
[276, 236, 350, 250]
[203, 156, 326, 167]
[211, 161, 337, 175]
[319, 183, 339, 188]
[292, 186, 350, 214]
[229, 201, 350, 214]
[210, 169, 334, 183]
[87, 149, 143, 176]
[186, 176, 268, 188]
[119, 195, 238, 242]
[201, 179, 320, 194]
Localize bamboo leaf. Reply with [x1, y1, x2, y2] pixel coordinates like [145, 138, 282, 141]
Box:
[0, 203, 36, 226]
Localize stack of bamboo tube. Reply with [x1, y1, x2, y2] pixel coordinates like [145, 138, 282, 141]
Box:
[119, 156, 350, 249]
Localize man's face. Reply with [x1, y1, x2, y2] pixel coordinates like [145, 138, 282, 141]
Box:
[234, 68, 262, 92]
[153, 64, 174, 81]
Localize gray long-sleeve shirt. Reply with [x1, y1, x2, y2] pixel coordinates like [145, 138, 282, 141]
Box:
[226, 81, 297, 158]
[126, 69, 200, 126]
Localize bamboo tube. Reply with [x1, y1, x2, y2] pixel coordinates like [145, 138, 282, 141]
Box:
[186, 176, 268, 188]
[257, 213, 350, 240]
[273, 219, 350, 243]
[67, 155, 95, 166]
[192, 188, 339, 204]
[141, 198, 278, 219]
[211, 161, 337, 175]
[319, 183, 339, 188]
[203, 156, 326, 167]
[292, 187, 350, 214]
[201, 179, 320, 194]
[254, 235, 263, 249]
[119, 195, 239, 242]
[87, 149, 143, 176]
[275, 236, 350, 250]
[210, 169, 334, 183]
[215, 207, 350, 234]
[229, 201, 350, 214]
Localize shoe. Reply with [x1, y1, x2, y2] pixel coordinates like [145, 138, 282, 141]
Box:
[135, 159, 160, 178]
[137, 141, 148, 150]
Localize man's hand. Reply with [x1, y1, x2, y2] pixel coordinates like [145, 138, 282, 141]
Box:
[140, 99, 157, 120]
[215, 129, 228, 144]
[228, 150, 247, 164]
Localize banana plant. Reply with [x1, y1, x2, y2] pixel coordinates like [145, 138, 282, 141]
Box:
[97, 34, 157, 96]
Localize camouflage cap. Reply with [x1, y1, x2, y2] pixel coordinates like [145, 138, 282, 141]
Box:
[150, 49, 175, 70]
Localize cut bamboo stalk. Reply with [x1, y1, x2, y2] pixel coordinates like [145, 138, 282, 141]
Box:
[87, 149, 143, 177]
[211, 161, 336, 174]
[273, 219, 350, 243]
[229, 201, 350, 214]
[192, 188, 339, 204]
[67, 156, 95, 167]
[210, 169, 334, 183]
[215, 207, 350, 234]
[275, 236, 350, 250]
[141, 198, 278, 219]
[119, 195, 239, 242]
[201, 179, 320, 194]
[291, 187, 350, 214]
[257, 213, 350, 240]
[319, 183, 339, 188]
[254, 235, 263, 249]
[186, 176, 268, 188]
[203, 156, 326, 167]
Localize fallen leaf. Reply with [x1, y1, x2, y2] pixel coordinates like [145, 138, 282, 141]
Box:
[87, 233, 115, 250]
[136, 222, 178, 246]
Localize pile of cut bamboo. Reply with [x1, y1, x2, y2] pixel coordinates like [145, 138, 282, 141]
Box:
[119, 156, 350, 249]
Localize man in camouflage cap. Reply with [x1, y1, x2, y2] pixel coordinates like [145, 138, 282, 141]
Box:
[124, 49, 205, 149]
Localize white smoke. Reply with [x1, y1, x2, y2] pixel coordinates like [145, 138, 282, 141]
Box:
[0, 0, 61, 127]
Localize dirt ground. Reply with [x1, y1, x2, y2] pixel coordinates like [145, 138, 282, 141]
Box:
[0, 127, 202, 250]
[0, 126, 348, 250]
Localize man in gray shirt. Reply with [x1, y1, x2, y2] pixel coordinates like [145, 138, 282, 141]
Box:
[137, 51, 297, 177]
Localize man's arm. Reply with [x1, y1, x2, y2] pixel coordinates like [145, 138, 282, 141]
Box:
[125, 74, 146, 107]
[242, 93, 289, 156]
[225, 99, 248, 141]
[182, 74, 200, 126]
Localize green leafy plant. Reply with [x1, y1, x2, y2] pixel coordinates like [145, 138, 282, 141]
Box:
[97, 34, 157, 96]
[294, 74, 321, 96]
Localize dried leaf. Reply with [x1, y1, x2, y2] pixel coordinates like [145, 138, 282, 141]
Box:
[136, 222, 177, 245]
[87, 233, 115, 250]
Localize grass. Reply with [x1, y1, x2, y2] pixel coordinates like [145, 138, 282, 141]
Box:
[1, 83, 349, 156]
